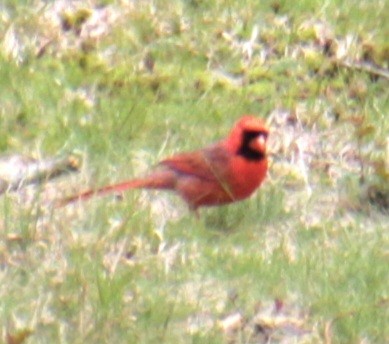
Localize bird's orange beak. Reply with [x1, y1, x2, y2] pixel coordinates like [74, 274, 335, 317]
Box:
[250, 134, 267, 154]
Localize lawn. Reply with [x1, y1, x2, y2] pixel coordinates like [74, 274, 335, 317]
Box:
[0, 0, 388, 343]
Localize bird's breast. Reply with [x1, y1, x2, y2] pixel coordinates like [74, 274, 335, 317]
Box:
[228, 157, 268, 200]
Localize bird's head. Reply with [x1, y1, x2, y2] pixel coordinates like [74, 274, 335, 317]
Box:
[226, 116, 269, 161]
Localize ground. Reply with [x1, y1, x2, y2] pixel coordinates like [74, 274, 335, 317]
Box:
[0, 0, 388, 343]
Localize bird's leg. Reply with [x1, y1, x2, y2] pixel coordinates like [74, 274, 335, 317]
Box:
[189, 204, 200, 219]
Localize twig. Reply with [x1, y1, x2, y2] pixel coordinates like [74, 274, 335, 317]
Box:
[338, 60, 389, 80]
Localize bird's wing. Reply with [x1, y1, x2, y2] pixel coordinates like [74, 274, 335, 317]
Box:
[159, 145, 230, 182]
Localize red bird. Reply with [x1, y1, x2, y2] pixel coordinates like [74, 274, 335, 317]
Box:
[59, 116, 269, 211]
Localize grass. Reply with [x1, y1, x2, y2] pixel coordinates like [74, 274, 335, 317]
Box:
[1, 0, 388, 343]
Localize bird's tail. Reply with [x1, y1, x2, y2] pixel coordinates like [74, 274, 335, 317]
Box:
[56, 171, 176, 207]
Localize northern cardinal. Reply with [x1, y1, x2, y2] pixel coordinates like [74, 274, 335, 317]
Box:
[59, 116, 269, 211]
